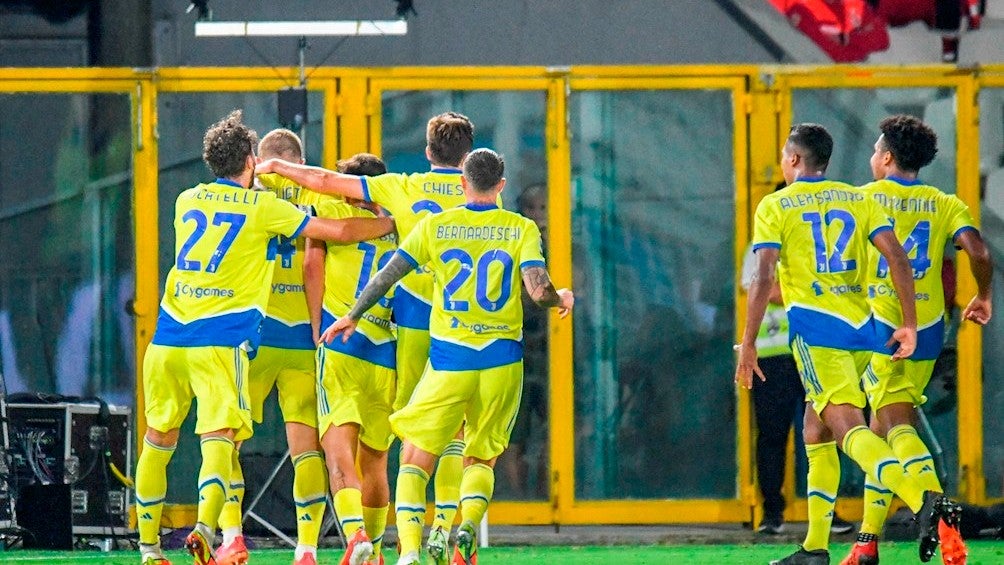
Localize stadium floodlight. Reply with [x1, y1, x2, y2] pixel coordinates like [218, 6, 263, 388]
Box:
[194, 20, 408, 37]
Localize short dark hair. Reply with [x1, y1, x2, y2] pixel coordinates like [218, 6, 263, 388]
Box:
[787, 123, 833, 171]
[336, 152, 387, 176]
[203, 110, 258, 178]
[427, 111, 474, 166]
[258, 128, 303, 161]
[462, 148, 504, 193]
[878, 114, 938, 172]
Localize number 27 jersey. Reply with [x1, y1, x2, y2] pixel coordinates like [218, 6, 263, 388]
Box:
[396, 203, 545, 371]
[752, 178, 892, 350]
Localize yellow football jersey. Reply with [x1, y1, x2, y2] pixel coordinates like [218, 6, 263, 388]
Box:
[256, 173, 326, 350]
[315, 199, 397, 368]
[361, 168, 466, 329]
[752, 177, 892, 351]
[152, 178, 309, 350]
[862, 177, 976, 359]
[396, 203, 545, 371]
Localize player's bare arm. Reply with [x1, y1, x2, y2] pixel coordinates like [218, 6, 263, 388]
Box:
[300, 216, 395, 245]
[321, 252, 414, 343]
[520, 266, 574, 318]
[303, 238, 327, 345]
[256, 158, 366, 200]
[735, 247, 775, 389]
[871, 229, 918, 359]
[955, 228, 994, 325]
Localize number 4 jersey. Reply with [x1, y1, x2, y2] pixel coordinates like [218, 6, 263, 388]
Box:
[396, 203, 546, 371]
[752, 177, 892, 351]
[152, 179, 309, 350]
[862, 177, 976, 358]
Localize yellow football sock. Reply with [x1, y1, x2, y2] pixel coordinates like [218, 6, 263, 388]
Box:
[135, 438, 175, 546]
[433, 439, 464, 531]
[860, 474, 894, 536]
[363, 504, 389, 559]
[196, 436, 235, 531]
[842, 425, 924, 512]
[293, 451, 328, 547]
[218, 449, 244, 536]
[803, 442, 840, 552]
[334, 487, 365, 539]
[395, 464, 430, 556]
[459, 463, 495, 526]
[888, 424, 942, 493]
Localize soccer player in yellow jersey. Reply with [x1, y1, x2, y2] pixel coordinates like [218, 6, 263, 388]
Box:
[256, 112, 476, 554]
[736, 123, 962, 565]
[322, 149, 573, 565]
[133, 111, 394, 565]
[302, 153, 394, 565]
[841, 115, 991, 565]
[215, 130, 389, 565]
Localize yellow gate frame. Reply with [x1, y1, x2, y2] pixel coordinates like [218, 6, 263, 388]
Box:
[0, 64, 994, 526]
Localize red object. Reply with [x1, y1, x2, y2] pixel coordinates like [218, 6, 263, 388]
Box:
[839, 540, 879, 565]
[769, 0, 890, 61]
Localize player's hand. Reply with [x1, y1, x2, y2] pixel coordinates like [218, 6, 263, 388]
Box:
[887, 326, 917, 361]
[321, 317, 358, 344]
[556, 288, 574, 318]
[734, 342, 765, 390]
[254, 158, 279, 175]
[963, 295, 992, 325]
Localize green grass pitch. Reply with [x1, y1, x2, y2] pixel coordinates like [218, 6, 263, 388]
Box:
[3, 543, 1003, 564]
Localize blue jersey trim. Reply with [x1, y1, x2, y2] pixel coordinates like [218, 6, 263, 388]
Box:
[394, 288, 431, 330]
[795, 176, 826, 183]
[873, 318, 944, 360]
[215, 178, 244, 188]
[520, 259, 545, 270]
[288, 214, 310, 240]
[787, 306, 879, 351]
[430, 338, 523, 371]
[952, 225, 978, 242]
[321, 310, 396, 368]
[151, 307, 264, 350]
[360, 177, 372, 202]
[752, 242, 781, 251]
[465, 203, 498, 212]
[430, 167, 462, 174]
[869, 225, 893, 241]
[260, 317, 314, 350]
[886, 175, 923, 186]
[397, 249, 420, 269]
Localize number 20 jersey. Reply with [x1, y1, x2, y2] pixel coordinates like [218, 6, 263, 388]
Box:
[752, 177, 892, 350]
[152, 179, 309, 350]
[861, 177, 976, 358]
[396, 203, 546, 371]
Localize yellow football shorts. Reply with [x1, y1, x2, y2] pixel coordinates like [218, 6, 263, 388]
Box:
[248, 345, 317, 427]
[316, 346, 396, 451]
[790, 334, 871, 415]
[393, 326, 431, 411]
[863, 354, 935, 411]
[143, 343, 253, 441]
[390, 360, 523, 461]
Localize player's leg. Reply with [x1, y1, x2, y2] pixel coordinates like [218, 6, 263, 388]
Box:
[215, 347, 284, 565]
[357, 364, 395, 565]
[452, 361, 523, 565]
[187, 345, 254, 565]
[275, 349, 325, 565]
[389, 366, 472, 564]
[136, 344, 191, 565]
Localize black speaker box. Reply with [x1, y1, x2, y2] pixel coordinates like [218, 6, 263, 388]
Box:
[16, 483, 73, 549]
